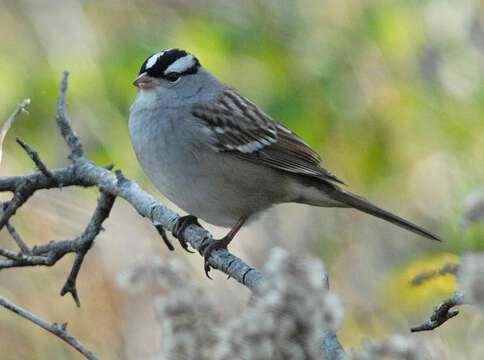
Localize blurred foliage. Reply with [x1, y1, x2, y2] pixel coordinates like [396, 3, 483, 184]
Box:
[0, 0, 484, 359]
[382, 252, 459, 313]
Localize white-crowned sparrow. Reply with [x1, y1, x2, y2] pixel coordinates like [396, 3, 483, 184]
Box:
[129, 48, 440, 275]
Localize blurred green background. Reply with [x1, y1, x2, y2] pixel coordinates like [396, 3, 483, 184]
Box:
[0, 0, 483, 359]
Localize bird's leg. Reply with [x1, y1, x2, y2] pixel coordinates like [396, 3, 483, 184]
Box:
[172, 215, 202, 253]
[202, 216, 247, 278]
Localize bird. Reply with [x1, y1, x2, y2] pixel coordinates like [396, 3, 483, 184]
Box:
[129, 48, 440, 276]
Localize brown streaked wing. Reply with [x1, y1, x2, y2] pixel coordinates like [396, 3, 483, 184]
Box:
[191, 87, 345, 185]
[192, 88, 279, 152]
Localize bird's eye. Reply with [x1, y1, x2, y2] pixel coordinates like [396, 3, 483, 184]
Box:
[165, 72, 181, 82]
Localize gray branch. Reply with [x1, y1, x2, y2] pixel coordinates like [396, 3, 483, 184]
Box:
[0, 98, 30, 164]
[16, 136, 56, 180]
[0, 295, 99, 360]
[0, 71, 346, 359]
[321, 273, 347, 360]
[59, 191, 116, 307]
[0, 100, 32, 254]
[411, 291, 467, 332]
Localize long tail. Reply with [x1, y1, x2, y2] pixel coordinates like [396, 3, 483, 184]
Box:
[328, 188, 441, 241]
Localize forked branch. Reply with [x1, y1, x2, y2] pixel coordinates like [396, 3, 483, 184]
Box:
[411, 291, 467, 332]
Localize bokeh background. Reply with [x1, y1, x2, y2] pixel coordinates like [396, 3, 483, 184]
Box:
[1, 0, 483, 358]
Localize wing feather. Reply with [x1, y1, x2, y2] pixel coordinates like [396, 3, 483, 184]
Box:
[191, 88, 344, 185]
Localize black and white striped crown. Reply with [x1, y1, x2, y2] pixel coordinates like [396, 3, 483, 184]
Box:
[138, 48, 200, 79]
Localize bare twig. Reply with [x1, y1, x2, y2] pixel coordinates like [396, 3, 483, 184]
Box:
[411, 291, 467, 332]
[56, 71, 84, 160]
[320, 272, 347, 359]
[154, 223, 174, 251]
[0, 98, 30, 163]
[0, 190, 115, 304]
[60, 191, 116, 307]
[0, 179, 35, 231]
[0, 242, 70, 266]
[0, 295, 100, 360]
[6, 222, 30, 254]
[0, 197, 30, 254]
[0, 99, 32, 254]
[322, 330, 348, 360]
[16, 136, 56, 180]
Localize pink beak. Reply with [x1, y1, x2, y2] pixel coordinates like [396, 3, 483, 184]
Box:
[133, 73, 158, 89]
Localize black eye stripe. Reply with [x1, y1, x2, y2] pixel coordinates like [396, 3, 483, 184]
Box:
[138, 49, 200, 80]
[165, 72, 181, 82]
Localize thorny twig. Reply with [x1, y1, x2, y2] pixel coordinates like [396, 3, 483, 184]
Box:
[411, 291, 467, 332]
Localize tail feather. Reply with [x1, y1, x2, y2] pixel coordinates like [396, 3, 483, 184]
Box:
[329, 189, 441, 242]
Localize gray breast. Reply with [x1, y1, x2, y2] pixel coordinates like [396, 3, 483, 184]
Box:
[129, 103, 290, 227]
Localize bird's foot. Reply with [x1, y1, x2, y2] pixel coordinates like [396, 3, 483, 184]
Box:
[172, 215, 201, 253]
[202, 236, 232, 279]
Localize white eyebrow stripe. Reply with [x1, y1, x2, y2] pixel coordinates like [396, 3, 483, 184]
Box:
[164, 54, 196, 74]
[146, 52, 164, 69]
[145, 48, 176, 69]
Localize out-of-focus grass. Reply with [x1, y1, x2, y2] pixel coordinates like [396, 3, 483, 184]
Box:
[0, 0, 483, 358]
